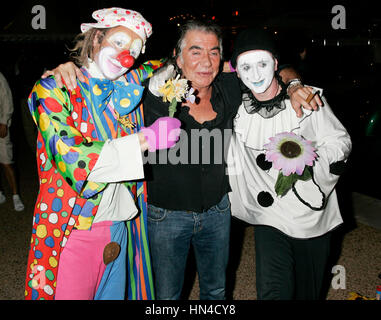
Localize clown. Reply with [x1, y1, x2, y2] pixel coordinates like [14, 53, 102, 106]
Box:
[227, 28, 352, 300]
[25, 7, 181, 300]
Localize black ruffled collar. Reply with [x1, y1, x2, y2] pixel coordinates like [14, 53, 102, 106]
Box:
[240, 72, 289, 119]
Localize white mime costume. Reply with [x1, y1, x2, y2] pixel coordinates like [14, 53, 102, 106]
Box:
[227, 27, 352, 300]
[227, 91, 352, 239]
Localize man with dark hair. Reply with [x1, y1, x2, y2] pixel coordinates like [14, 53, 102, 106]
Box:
[145, 20, 235, 300]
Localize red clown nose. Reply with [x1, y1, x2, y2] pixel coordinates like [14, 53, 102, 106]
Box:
[116, 50, 135, 68]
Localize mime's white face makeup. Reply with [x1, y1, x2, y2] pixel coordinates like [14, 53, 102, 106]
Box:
[236, 50, 276, 94]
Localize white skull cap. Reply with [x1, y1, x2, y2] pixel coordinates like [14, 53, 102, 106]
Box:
[81, 8, 152, 46]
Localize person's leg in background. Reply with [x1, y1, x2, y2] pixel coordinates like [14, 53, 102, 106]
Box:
[0, 130, 24, 211]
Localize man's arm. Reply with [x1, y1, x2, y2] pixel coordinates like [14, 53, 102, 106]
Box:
[129, 59, 166, 83]
[0, 72, 14, 127]
[279, 67, 323, 117]
[41, 59, 167, 90]
[28, 77, 108, 198]
[28, 76, 170, 197]
[293, 95, 352, 208]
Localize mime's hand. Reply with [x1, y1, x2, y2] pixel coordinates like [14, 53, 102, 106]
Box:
[289, 85, 323, 118]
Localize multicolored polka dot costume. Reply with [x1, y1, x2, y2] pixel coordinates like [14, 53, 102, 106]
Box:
[25, 60, 163, 300]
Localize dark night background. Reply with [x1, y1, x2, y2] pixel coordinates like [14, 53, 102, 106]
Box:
[1, 0, 380, 200]
[0, 0, 380, 302]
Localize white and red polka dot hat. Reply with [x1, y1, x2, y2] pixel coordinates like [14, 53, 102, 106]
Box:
[81, 8, 152, 44]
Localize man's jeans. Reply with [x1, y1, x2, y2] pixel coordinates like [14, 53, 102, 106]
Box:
[147, 194, 231, 300]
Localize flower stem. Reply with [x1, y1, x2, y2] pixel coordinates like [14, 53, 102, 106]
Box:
[168, 98, 177, 117]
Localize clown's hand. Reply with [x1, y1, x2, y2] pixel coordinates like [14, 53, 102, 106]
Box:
[288, 83, 323, 118]
[140, 117, 181, 152]
[148, 64, 176, 97]
[41, 62, 85, 91]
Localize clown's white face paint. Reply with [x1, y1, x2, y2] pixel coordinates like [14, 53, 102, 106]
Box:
[129, 39, 143, 59]
[236, 50, 276, 94]
[96, 46, 127, 80]
[108, 31, 132, 49]
[94, 26, 144, 80]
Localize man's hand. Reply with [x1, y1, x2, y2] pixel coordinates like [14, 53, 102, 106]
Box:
[279, 67, 323, 117]
[0, 123, 8, 138]
[289, 85, 323, 118]
[42, 62, 85, 90]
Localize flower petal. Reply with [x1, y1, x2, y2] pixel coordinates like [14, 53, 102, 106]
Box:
[265, 132, 317, 176]
[281, 160, 295, 176]
[294, 157, 306, 175]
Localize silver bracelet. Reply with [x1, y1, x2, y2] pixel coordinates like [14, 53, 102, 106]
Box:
[287, 79, 303, 95]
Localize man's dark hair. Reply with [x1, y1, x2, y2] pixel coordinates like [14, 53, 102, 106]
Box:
[173, 19, 224, 62]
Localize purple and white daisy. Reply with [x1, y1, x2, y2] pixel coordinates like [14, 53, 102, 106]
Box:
[264, 132, 317, 177]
